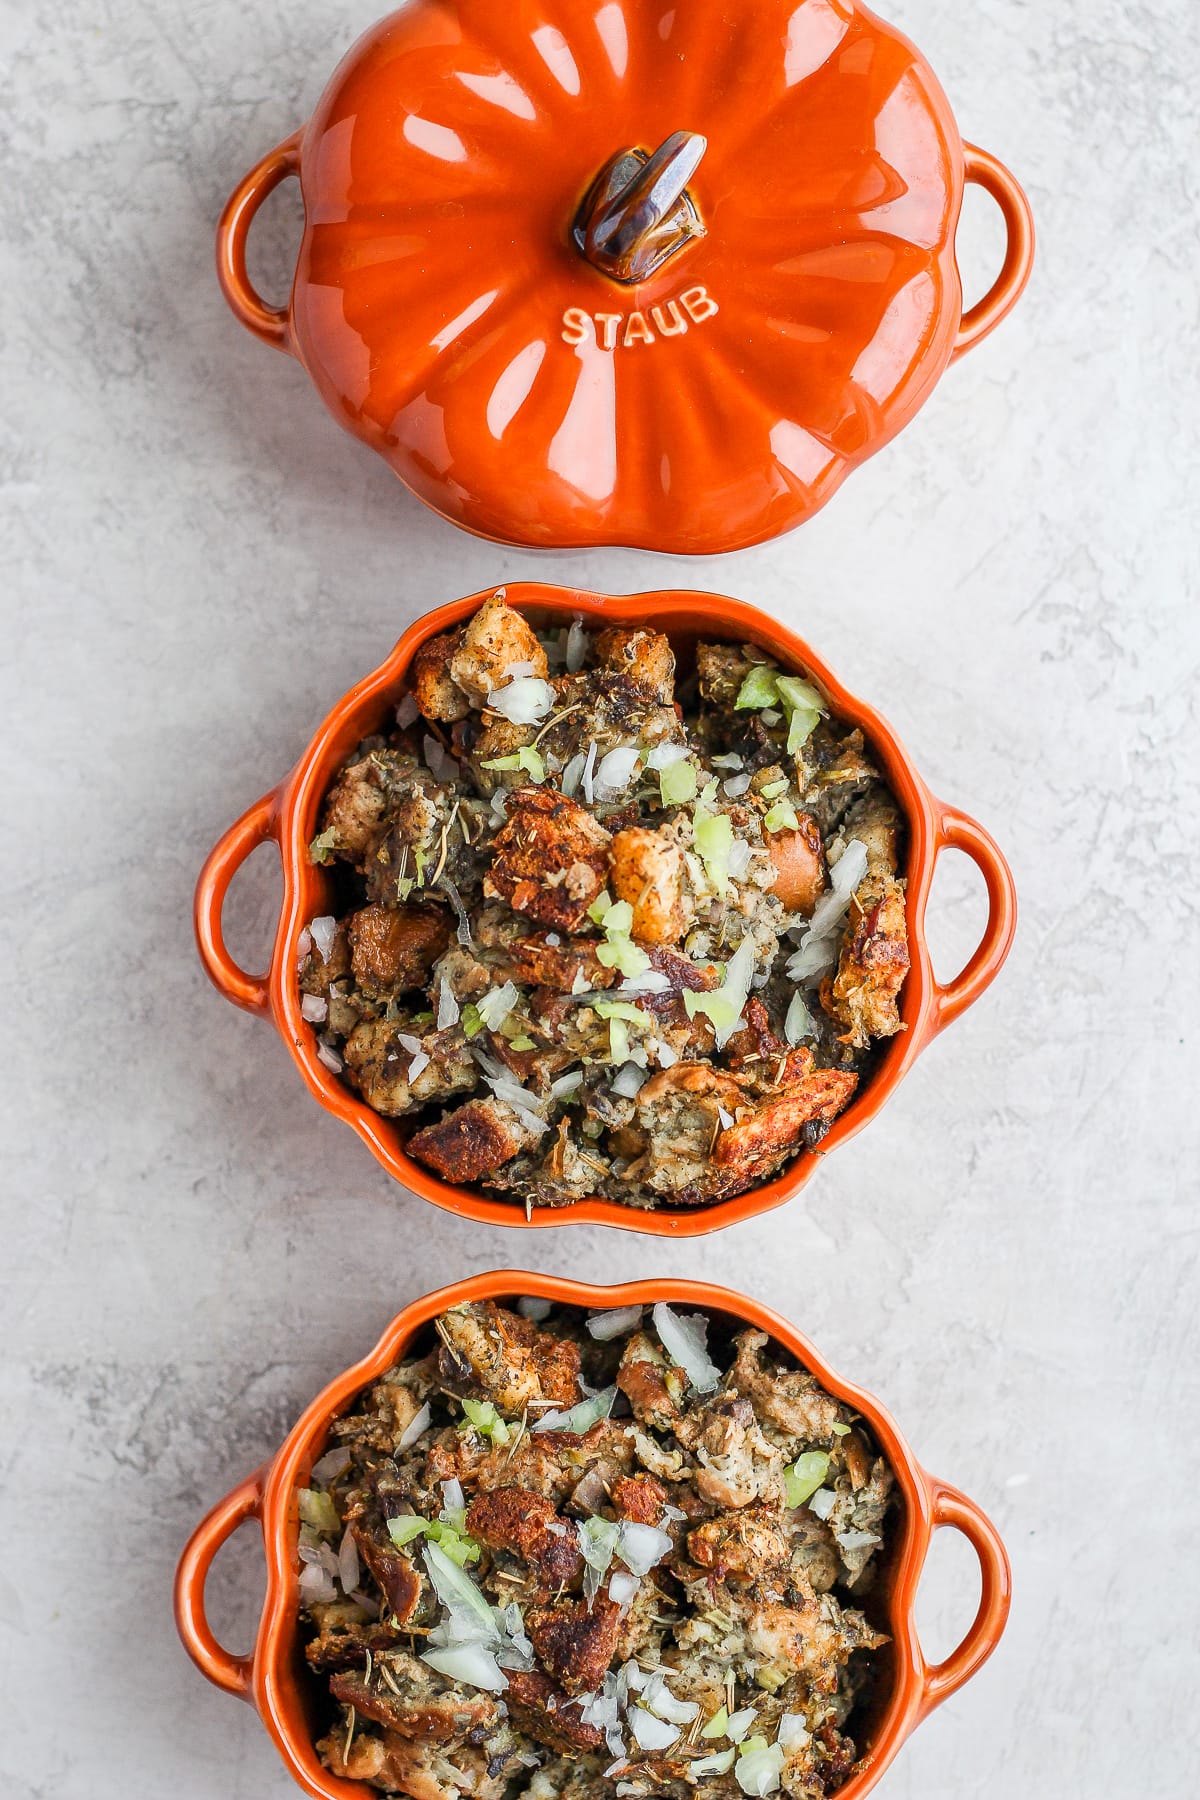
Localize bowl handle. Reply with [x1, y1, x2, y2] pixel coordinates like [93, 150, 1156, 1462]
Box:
[921, 800, 1017, 1041]
[174, 1469, 267, 1702]
[952, 145, 1035, 360]
[917, 1478, 1013, 1717]
[194, 791, 280, 1017]
[215, 131, 303, 353]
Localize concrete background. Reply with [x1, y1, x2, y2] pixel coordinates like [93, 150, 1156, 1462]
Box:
[2, 0, 1197, 1794]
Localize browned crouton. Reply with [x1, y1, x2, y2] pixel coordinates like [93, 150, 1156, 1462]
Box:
[412, 631, 470, 723]
[525, 1594, 622, 1695]
[503, 1670, 604, 1753]
[687, 1504, 791, 1584]
[820, 872, 909, 1048]
[712, 1068, 858, 1168]
[347, 903, 452, 998]
[609, 825, 691, 944]
[436, 1301, 582, 1411]
[351, 1527, 422, 1623]
[451, 594, 548, 706]
[506, 932, 615, 993]
[484, 787, 611, 931]
[407, 1096, 539, 1181]
[592, 626, 676, 702]
[466, 1487, 584, 1591]
[610, 1473, 667, 1525]
[328, 1667, 497, 1740]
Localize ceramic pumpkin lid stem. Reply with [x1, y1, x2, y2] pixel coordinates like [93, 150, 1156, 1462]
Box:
[573, 129, 707, 284]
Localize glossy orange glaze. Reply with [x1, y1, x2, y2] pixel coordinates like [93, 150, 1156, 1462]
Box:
[193, 582, 1018, 1236]
[175, 1272, 1012, 1798]
[216, 0, 1034, 553]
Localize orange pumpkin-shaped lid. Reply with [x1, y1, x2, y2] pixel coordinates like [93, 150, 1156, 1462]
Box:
[218, 0, 1034, 553]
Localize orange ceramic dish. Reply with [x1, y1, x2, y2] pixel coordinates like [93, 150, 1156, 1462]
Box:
[194, 582, 1016, 1235]
[216, 0, 1034, 554]
[175, 1271, 1012, 1800]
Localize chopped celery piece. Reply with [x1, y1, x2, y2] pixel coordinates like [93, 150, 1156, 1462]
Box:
[693, 809, 734, 892]
[386, 1514, 429, 1549]
[460, 1003, 484, 1039]
[784, 1451, 830, 1508]
[660, 759, 698, 805]
[309, 828, 337, 866]
[701, 1705, 730, 1741]
[763, 799, 800, 834]
[298, 1488, 339, 1534]
[735, 665, 779, 710]
[596, 936, 650, 977]
[587, 890, 613, 924]
[603, 899, 634, 936]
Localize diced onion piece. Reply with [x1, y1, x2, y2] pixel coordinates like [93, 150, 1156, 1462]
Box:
[628, 1707, 679, 1752]
[441, 1477, 466, 1518]
[586, 1304, 643, 1340]
[310, 1445, 352, 1487]
[301, 993, 328, 1023]
[407, 1050, 431, 1084]
[582, 741, 598, 802]
[646, 742, 687, 770]
[397, 1400, 432, 1451]
[577, 1515, 621, 1604]
[617, 967, 671, 994]
[309, 915, 337, 960]
[596, 746, 640, 793]
[533, 1385, 617, 1435]
[644, 1678, 699, 1725]
[395, 691, 420, 727]
[486, 675, 555, 725]
[786, 839, 870, 980]
[561, 751, 587, 797]
[835, 1528, 882, 1552]
[502, 660, 535, 680]
[517, 1296, 552, 1321]
[549, 1070, 583, 1100]
[615, 1520, 673, 1576]
[728, 839, 752, 879]
[421, 1642, 509, 1691]
[716, 1104, 734, 1130]
[611, 1063, 646, 1098]
[723, 773, 752, 797]
[338, 1526, 360, 1595]
[315, 1039, 343, 1074]
[784, 990, 814, 1045]
[807, 1488, 837, 1521]
[298, 1562, 337, 1605]
[726, 1708, 758, 1744]
[423, 1542, 497, 1635]
[776, 1714, 811, 1753]
[784, 1451, 830, 1508]
[477, 981, 520, 1030]
[437, 981, 460, 1030]
[652, 1302, 722, 1393]
[423, 733, 459, 783]
[693, 1750, 737, 1776]
[566, 619, 588, 672]
[608, 1570, 639, 1614]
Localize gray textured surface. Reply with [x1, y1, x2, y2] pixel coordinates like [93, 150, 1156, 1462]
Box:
[2, 0, 1198, 1794]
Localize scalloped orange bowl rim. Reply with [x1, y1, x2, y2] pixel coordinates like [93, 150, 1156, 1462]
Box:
[174, 1271, 1012, 1800]
[195, 584, 1017, 1235]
